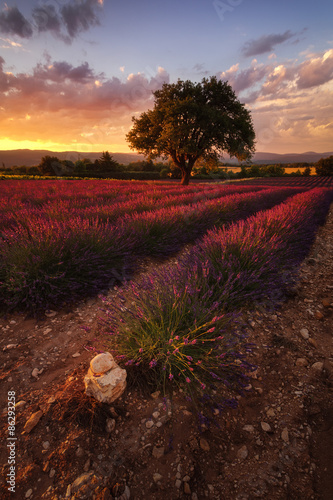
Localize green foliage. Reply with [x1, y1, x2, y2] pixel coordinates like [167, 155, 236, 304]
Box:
[315, 155, 333, 176]
[126, 76, 255, 185]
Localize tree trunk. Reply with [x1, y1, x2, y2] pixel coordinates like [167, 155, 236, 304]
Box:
[181, 170, 191, 185]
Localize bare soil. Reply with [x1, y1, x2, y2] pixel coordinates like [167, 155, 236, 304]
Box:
[0, 206, 332, 500]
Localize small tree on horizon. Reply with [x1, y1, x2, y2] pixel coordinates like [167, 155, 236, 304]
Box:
[315, 156, 333, 176]
[126, 76, 255, 185]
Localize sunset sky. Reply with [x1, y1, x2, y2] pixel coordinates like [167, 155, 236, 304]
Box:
[0, 0, 332, 155]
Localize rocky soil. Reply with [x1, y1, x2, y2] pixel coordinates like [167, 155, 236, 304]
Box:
[0, 206, 332, 500]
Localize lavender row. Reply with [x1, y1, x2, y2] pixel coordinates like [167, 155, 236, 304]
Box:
[0, 186, 306, 313]
[102, 188, 333, 414]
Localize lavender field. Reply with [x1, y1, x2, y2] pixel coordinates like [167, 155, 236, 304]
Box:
[1, 177, 333, 411]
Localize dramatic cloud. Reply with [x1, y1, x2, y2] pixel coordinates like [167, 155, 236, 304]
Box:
[219, 61, 271, 94]
[0, 0, 103, 42]
[0, 57, 169, 149]
[218, 49, 333, 152]
[242, 31, 296, 57]
[297, 49, 333, 88]
[0, 6, 33, 38]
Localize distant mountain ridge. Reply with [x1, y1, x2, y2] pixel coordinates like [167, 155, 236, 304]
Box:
[0, 149, 332, 168]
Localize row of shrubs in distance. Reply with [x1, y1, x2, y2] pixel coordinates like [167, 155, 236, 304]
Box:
[101, 187, 333, 420]
[0, 183, 265, 231]
[0, 186, 305, 314]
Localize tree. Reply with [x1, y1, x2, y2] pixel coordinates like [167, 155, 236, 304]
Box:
[315, 156, 333, 176]
[96, 151, 119, 172]
[126, 77, 255, 185]
[38, 156, 63, 176]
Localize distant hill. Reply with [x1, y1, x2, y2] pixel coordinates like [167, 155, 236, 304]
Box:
[0, 149, 145, 168]
[0, 149, 332, 168]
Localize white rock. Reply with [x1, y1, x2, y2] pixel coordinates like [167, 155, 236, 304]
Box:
[90, 352, 116, 375]
[25, 489, 33, 498]
[84, 359, 127, 404]
[106, 418, 116, 433]
[31, 368, 43, 379]
[72, 352, 81, 358]
[153, 473, 162, 483]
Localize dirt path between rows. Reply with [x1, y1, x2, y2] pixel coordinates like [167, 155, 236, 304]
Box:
[0, 205, 332, 500]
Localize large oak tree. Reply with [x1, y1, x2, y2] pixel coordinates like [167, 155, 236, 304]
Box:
[126, 76, 256, 185]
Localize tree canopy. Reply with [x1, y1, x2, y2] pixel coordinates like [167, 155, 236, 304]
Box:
[315, 155, 333, 176]
[126, 76, 255, 184]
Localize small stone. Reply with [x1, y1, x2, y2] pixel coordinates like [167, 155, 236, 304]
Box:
[296, 358, 308, 367]
[43, 328, 52, 335]
[153, 473, 162, 483]
[5, 344, 17, 350]
[300, 328, 309, 340]
[146, 420, 154, 429]
[308, 338, 318, 348]
[237, 445, 248, 460]
[151, 391, 160, 399]
[311, 361, 324, 373]
[315, 311, 324, 320]
[43, 441, 50, 450]
[152, 411, 160, 419]
[281, 428, 289, 443]
[184, 482, 191, 495]
[199, 438, 210, 451]
[90, 353, 116, 375]
[152, 446, 165, 459]
[261, 422, 271, 432]
[243, 425, 255, 432]
[83, 458, 91, 472]
[75, 447, 84, 457]
[49, 468, 56, 478]
[15, 400, 26, 409]
[106, 418, 116, 433]
[32, 367, 43, 378]
[266, 408, 275, 417]
[72, 352, 81, 358]
[71, 472, 94, 493]
[47, 396, 56, 404]
[175, 479, 182, 489]
[322, 298, 331, 308]
[45, 310, 57, 317]
[25, 489, 33, 498]
[23, 410, 43, 434]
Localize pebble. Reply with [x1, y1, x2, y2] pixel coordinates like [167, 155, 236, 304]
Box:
[72, 352, 81, 358]
[152, 446, 165, 459]
[152, 411, 160, 419]
[243, 425, 255, 433]
[322, 298, 331, 308]
[23, 410, 43, 434]
[25, 489, 33, 498]
[153, 473, 162, 483]
[31, 368, 43, 378]
[49, 468, 56, 478]
[199, 438, 210, 451]
[175, 479, 182, 489]
[311, 361, 324, 373]
[43, 441, 50, 450]
[237, 445, 248, 460]
[300, 328, 309, 340]
[281, 428, 289, 443]
[45, 310, 57, 318]
[315, 311, 324, 320]
[266, 408, 275, 417]
[145, 420, 154, 429]
[296, 358, 308, 367]
[184, 482, 191, 494]
[261, 422, 272, 432]
[106, 418, 116, 433]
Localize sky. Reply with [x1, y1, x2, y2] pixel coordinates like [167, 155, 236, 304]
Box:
[0, 0, 332, 155]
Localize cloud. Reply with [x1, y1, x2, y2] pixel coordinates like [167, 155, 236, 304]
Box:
[220, 61, 270, 94]
[60, 0, 102, 39]
[297, 49, 333, 88]
[0, 56, 170, 148]
[0, 0, 103, 42]
[0, 6, 33, 38]
[241, 31, 297, 57]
